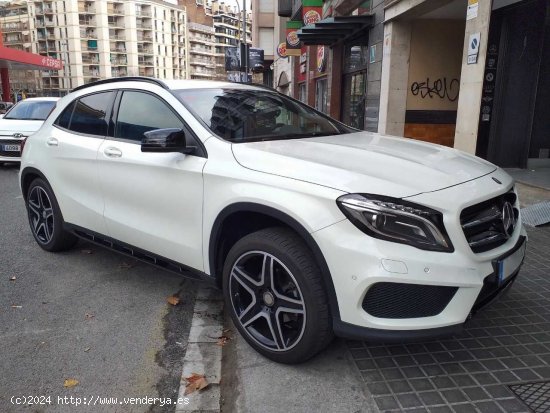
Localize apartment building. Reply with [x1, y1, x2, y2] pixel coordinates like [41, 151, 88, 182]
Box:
[0, 0, 188, 96]
[251, 0, 276, 87]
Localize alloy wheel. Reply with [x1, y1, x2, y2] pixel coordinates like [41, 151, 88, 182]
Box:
[229, 251, 306, 351]
[28, 186, 54, 244]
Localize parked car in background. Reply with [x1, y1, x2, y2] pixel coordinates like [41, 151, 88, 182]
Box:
[0, 101, 14, 114]
[19, 78, 526, 363]
[0, 97, 59, 164]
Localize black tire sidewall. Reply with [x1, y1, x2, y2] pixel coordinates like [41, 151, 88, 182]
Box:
[26, 178, 71, 251]
[222, 229, 330, 364]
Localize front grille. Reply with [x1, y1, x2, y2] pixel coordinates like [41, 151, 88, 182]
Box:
[362, 283, 458, 319]
[460, 190, 518, 253]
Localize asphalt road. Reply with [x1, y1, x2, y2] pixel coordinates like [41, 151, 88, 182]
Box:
[0, 164, 198, 413]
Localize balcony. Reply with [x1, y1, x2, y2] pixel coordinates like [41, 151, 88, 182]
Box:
[107, 7, 125, 15]
[110, 54, 127, 64]
[80, 29, 97, 38]
[3, 23, 29, 32]
[136, 10, 152, 17]
[111, 69, 128, 77]
[78, 5, 95, 14]
[82, 55, 99, 64]
[137, 47, 153, 54]
[82, 69, 100, 77]
[138, 59, 154, 67]
[190, 47, 212, 56]
[79, 19, 95, 27]
[35, 6, 54, 15]
[136, 22, 153, 30]
[110, 45, 126, 53]
[108, 20, 124, 29]
[137, 35, 153, 43]
[138, 68, 154, 77]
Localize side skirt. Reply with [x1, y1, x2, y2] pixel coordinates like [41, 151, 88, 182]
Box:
[64, 223, 216, 285]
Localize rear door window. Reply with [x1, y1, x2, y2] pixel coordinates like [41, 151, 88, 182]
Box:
[55, 92, 115, 136]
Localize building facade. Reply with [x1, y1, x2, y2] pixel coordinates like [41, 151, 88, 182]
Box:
[279, 0, 384, 131]
[379, 0, 550, 168]
[252, 0, 275, 86]
[1, 0, 188, 96]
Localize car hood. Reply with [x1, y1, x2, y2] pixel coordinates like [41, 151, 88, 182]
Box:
[0, 119, 44, 136]
[231, 131, 497, 198]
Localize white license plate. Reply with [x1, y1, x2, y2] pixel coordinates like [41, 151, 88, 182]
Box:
[496, 239, 526, 284]
[2, 144, 20, 152]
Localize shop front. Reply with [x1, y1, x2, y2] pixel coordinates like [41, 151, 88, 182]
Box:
[476, 0, 550, 168]
[280, 0, 383, 131]
[380, 0, 550, 169]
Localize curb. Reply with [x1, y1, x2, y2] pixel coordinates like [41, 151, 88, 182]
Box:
[175, 285, 224, 413]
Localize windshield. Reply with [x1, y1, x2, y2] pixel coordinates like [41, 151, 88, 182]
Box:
[175, 88, 354, 142]
[4, 100, 56, 121]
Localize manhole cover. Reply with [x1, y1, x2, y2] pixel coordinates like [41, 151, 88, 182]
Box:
[510, 381, 550, 412]
[521, 202, 550, 227]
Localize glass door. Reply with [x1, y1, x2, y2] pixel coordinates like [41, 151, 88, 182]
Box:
[342, 71, 366, 129]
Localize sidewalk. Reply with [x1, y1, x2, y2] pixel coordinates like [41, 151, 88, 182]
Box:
[221, 316, 377, 413]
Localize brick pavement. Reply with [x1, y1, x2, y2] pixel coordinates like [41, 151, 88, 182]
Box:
[348, 227, 550, 413]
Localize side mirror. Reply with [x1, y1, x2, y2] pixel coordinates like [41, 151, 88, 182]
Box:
[141, 128, 195, 154]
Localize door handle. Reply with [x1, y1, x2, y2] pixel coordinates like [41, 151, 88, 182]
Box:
[46, 137, 58, 146]
[104, 147, 122, 158]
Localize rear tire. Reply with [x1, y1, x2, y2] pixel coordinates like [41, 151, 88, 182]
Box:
[223, 227, 333, 364]
[26, 178, 77, 252]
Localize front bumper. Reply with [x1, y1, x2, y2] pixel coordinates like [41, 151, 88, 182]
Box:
[312, 169, 526, 341]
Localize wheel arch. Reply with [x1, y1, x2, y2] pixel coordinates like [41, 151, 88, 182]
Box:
[209, 202, 340, 319]
[20, 167, 50, 201]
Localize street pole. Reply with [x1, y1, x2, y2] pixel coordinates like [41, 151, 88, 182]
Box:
[242, 0, 247, 82]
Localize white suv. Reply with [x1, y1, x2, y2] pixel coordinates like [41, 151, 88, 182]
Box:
[20, 78, 526, 364]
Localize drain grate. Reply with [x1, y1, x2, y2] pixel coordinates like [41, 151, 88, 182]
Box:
[521, 202, 550, 227]
[509, 381, 550, 412]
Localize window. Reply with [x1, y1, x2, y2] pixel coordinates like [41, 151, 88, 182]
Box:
[55, 100, 75, 128]
[259, 0, 275, 13]
[299, 83, 306, 104]
[315, 78, 328, 114]
[5, 100, 57, 121]
[176, 88, 351, 142]
[66, 92, 114, 136]
[259, 28, 274, 56]
[115, 91, 183, 142]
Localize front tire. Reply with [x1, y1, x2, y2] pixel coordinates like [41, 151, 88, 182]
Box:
[223, 227, 333, 364]
[26, 178, 77, 252]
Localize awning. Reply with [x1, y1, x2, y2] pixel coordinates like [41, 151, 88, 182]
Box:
[297, 15, 373, 46]
[0, 46, 63, 70]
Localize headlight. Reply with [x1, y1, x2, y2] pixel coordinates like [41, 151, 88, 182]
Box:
[337, 194, 454, 252]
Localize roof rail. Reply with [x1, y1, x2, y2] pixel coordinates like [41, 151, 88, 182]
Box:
[72, 77, 169, 93]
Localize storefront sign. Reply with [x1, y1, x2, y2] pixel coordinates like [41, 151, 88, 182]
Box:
[276, 42, 288, 58]
[297, 47, 307, 83]
[467, 32, 480, 64]
[300, 51, 307, 74]
[302, 0, 323, 25]
[467, 0, 478, 20]
[317, 46, 327, 73]
[286, 21, 302, 57]
[249, 48, 264, 71]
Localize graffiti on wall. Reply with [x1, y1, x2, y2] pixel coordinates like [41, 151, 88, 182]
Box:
[410, 77, 460, 102]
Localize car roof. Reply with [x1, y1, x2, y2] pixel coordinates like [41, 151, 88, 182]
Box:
[71, 77, 272, 94]
[17, 97, 60, 102]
